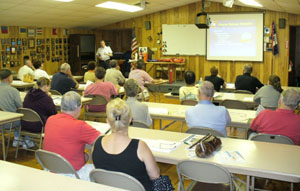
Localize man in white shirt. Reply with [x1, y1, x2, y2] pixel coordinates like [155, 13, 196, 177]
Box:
[33, 61, 50, 80]
[96, 40, 113, 70]
[17, 56, 35, 81]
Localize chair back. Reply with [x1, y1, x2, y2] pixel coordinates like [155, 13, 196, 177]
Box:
[186, 127, 224, 137]
[262, 106, 277, 111]
[132, 120, 150, 129]
[181, 99, 198, 106]
[90, 169, 145, 191]
[35, 149, 80, 179]
[177, 160, 233, 191]
[49, 89, 62, 96]
[250, 134, 294, 145]
[234, 90, 253, 94]
[85, 95, 108, 106]
[220, 99, 248, 110]
[17, 108, 43, 125]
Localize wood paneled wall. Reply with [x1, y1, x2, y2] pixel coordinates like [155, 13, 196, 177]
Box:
[0, 27, 95, 75]
[98, 1, 300, 86]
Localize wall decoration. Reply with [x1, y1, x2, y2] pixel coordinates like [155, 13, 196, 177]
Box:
[1, 26, 8, 34]
[36, 28, 43, 35]
[11, 47, 16, 54]
[52, 28, 57, 35]
[20, 28, 27, 34]
[28, 28, 35, 37]
[28, 38, 35, 48]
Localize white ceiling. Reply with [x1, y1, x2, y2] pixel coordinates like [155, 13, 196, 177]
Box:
[0, 0, 299, 28]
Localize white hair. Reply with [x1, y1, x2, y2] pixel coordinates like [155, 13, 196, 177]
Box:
[280, 89, 300, 109]
[60, 63, 70, 72]
[199, 81, 215, 98]
[61, 91, 81, 112]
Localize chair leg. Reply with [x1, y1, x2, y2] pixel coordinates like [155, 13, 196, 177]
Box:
[1, 126, 6, 160]
[5, 123, 13, 159]
[180, 121, 184, 132]
[251, 176, 255, 191]
[291, 183, 294, 191]
[15, 126, 22, 159]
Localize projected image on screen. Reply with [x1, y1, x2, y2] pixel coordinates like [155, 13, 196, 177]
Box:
[207, 13, 264, 62]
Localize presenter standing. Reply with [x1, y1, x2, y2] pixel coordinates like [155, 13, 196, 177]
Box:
[96, 40, 113, 69]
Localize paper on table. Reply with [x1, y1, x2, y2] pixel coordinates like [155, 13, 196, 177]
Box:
[230, 111, 249, 122]
[226, 83, 235, 89]
[149, 107, 168, 115]
[141, 138, 181, 153]
[78, 84, 86, 90]
[119, 86, 124, 93]
[86, 121, 111, 134]
[243, 97, 253, 102]
[215, 151, 247, 164]
[52, 97, 61, 105]
[213, 92, 222, 98]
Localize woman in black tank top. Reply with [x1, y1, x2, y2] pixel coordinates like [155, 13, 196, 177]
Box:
[92, 98, 160, 191]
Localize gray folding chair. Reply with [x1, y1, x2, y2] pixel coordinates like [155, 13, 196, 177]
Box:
[220, 99, 248, 110]
[84, 95, 108, 121]
[250, 133, 294, 145]
[186, 127, 225, 137]
[90, 169, 145, 191]
[35, 149, 80, 179]
[177, 160, 233, 191]
[262, 106, 277, 111]
[15, 108, 44, 158]
[250, 133, 294, 191]
[49, 89, 62, 95]
[234, 90, 253, 94]
[181, 99, 198, 106]
[132, 120, 150, 129]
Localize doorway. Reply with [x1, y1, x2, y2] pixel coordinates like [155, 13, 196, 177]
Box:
[289, 26, 300, 86]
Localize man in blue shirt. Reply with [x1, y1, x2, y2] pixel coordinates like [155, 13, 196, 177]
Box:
[51, 63, 79, 95]
[185, 81, 231, 136]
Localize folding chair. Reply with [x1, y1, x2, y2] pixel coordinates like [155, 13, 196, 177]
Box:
[90, 169, 145, 191]
[220, 100, 249, 110]
[177, 160, 233, 191]
[186, 127, 225, 137]
[181, 100, 198, 106]
[132, 120, 150, 129]
[84, 95, 108, 121]
[35, 149, 80, 179]
[15, 108, 44, 158]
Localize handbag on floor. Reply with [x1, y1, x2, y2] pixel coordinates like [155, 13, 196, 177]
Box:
[152, 175, 174, 191]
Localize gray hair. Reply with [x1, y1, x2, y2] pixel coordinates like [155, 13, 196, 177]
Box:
[61, 91, 81, 112]
[110, 60, 118, 68]
[60, 63, 70, 72]
[124, 79, 139, 97]
[280, 89, 300, 110]
[199, 81, 215, 98]
[243, 64, 253, 74]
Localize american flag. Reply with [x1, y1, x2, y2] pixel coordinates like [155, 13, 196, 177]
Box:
[131, 31, 138, 59]
[272, 21, 279, 55]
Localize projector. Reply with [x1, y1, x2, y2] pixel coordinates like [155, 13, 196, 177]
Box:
[223, 0, 234, 8]
[195, 12, 211, 29]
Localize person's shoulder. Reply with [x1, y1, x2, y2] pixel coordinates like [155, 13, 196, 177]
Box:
[204, 76, 209, 80]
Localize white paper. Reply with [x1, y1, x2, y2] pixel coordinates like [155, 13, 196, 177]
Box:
[141, 138, 181, 153]
[226, 83, 235, 89]
[215, 151, 247, 164]
[243, 97, 253, 102]
[149, 107, 169, 115]
[12, 81, 32, 85]
[230, 111, 249, 122]
[85, 80, 93, 90]
[78, 84, 86, 90]
[213, 92, 221, 98]
[119, 86, 124, 94]
[52, 97, 61, 105]
[86, 121, 111, 134]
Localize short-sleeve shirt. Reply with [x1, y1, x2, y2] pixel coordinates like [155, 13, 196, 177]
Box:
[96, 46, 112, 61]
[235, 73, 263, 94]
[84, 81, 117, 112]
[129, 69, 153, 90]
[17, 65, 34, 81]
[43, 113, 100, 170]
[84, 71, 96, 83]
[251, 109, 300, 145]
[253, 85, 281, 108]
[105, 68, 126, 86]
[51, 72, 76, 95]
[185, 100, 231, 136]
[34, 69, 50, 80]
[0, 82, 22, 112]
[205, 75, 225, 92]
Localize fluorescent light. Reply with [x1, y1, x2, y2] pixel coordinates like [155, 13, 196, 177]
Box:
[95, 1, 143, 12]
[239, 0, 262, 7]
[55, 0, 73, 2]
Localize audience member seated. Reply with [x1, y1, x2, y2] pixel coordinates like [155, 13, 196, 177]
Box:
[0, 69, 22, 146]
[51, 63, 79, 95]
[105, 60, 126, 87]
[43, 91, 100, 181]
[254, 74, 283, 111]
[205, 66, 226, 92]
[84, 67, 118, 112]
[92, 98, 160, 190]
[22, 77, 57, 133]
[250, 89, 300, 144]
[33, 61, 50, 80]
[235, 64, 263, 94]
[17, 56, 35, 81]
[179, 71, 198, 101]
[84, 61, 96, 83]
[124, 79, 152, 127]
[129, 60, 160, 100]
[185, 81, 231, 136]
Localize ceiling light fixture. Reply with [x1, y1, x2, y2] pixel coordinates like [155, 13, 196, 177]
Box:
[95, 1, 143, 12]
[239, 0, 263, 7]
[55, 0, 73, 2]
